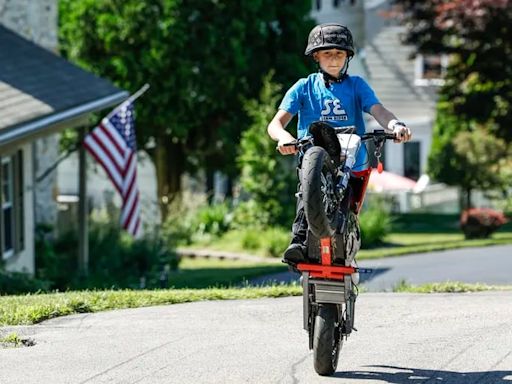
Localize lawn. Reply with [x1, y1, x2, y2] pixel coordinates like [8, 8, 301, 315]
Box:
[2, 277, 511, 326]
[181, 218, 512, 261]
[168, 257, 287, 289]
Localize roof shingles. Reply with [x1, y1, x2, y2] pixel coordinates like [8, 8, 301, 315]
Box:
[0, 25, 125, 133]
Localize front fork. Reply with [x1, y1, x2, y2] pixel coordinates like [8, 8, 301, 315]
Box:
[299, 237, 357, 349]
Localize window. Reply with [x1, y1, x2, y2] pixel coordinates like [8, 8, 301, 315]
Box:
[414, 54, 449, 86]
[403, 142, 420, 181]
[1, 150, 24, 259]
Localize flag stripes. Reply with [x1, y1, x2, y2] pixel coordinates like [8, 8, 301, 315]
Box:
[84, 101, 141, 236]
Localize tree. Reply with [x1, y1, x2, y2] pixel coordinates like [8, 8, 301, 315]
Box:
[236, 72, 296, 228]
[59, 0, 314, 219]
[432, 122, 511, 208]
[394, 0, 512, 207]
[393, 0, 512, 137]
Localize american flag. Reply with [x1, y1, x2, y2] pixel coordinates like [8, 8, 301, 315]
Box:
[84, 101, 141, 236]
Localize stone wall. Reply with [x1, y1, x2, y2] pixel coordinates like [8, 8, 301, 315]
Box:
[0, 0, 60, 227]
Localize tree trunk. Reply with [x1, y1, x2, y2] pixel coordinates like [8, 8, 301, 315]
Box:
[466, 187, 472, 210]
[206, 168, 215, 205]
[153, 135, 185, 222]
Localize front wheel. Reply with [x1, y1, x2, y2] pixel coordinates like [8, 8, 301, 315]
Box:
[302, 146, 339, 238]
[313, 304, 342, 376]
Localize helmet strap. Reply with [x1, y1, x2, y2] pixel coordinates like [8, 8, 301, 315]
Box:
[319, 56, 352, 87]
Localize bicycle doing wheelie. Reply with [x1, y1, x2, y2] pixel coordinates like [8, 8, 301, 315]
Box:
[283, 121, 396, 376]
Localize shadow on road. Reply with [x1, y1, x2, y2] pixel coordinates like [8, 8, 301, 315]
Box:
[333, 365, 512, 383]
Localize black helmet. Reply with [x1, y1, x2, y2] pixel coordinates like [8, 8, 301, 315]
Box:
[304, 23, 355, 57]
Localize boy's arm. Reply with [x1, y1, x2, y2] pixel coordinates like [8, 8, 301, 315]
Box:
[267, 110, 297, 155]
[369, 104, 412, 142]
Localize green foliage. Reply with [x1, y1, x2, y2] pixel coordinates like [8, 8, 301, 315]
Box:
[194, 203, 232, 237]
[396, 0, 512, 205]
[0, 332, 22, 347]
[163, 202, 233, 245]
[59, 0, 314, 208]
[0, 270, 51, 296]
[393, 280, 512, 293]
[359, 197, 393, 248]
[395, 0, 512, 140]
[452, 127, 511, 191]
[428, 108, 512, 206]
[35, 222, 178, 291]
[238, 227, 289, 257]
[392, 213, 460, 233]
[236, 72, 297, 227]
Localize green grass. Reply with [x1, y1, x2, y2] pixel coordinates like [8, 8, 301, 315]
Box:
[181, 228, 289, 258]
[0, 332, 23, 347]
[183, 230, 512, 261]
[3, 279, 511, 326]
[393, 280, 512, 293]
[0, 284, 302, 326]
[182, 213, 512, 260]
[169, 258, 287, 288]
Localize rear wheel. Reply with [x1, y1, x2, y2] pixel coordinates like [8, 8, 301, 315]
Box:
[313, 304, 342, 376]
[302, 146, 339, 238]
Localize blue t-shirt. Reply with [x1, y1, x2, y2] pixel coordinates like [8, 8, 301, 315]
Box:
[278, 73, 380, 170]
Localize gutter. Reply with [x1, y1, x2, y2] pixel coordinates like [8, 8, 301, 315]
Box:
[0, 91, 129, 151]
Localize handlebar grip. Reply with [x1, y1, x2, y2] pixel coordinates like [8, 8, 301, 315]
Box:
[275, 141, 298, 151]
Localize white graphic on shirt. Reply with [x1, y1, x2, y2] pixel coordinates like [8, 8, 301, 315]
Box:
[320, 99, 348, 121]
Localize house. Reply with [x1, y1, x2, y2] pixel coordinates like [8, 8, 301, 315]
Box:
[0, 3, 127, 274]
[311, 0, 442, 181]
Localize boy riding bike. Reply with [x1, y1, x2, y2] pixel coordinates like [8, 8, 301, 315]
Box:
[267, 23, 412, 265]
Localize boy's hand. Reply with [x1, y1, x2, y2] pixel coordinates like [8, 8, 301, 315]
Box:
[392, 123, 412, 143]
[277, 138, 298, 155]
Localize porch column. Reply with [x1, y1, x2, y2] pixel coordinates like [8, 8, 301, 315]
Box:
[78, 126, 89, 276]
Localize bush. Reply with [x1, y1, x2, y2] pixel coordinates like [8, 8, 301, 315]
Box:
[163, 202, 233, 245]
[359, 198, 393, 248]
[460, 208, 508, 239]
[264, 228, 290, 258]
[35, 221, 179, 291]
[0, 270, 51, 295]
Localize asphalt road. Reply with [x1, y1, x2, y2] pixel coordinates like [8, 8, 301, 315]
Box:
[358, 244, 512, 291]
[250, 245, 512, 290]
[1, 292, 512, 384]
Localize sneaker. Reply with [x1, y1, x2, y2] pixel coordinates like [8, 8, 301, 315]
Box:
[283, 243, 307, 265]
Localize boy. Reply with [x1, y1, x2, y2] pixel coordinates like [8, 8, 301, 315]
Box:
[267, 23, 412, 264]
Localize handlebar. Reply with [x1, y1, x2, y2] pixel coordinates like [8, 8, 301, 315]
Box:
[361, 129, 396, 142]
[279, 128, 396, 150]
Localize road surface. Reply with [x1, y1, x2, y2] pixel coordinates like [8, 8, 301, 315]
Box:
[250, 245, 512, 291]
[1, 292, 511, 383]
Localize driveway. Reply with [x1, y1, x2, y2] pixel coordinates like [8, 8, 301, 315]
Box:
[1, 293, 511, 383]
[249, 245, 512, 291]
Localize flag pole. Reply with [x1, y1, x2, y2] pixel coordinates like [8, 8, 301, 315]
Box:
[106, 83, 150, 119]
